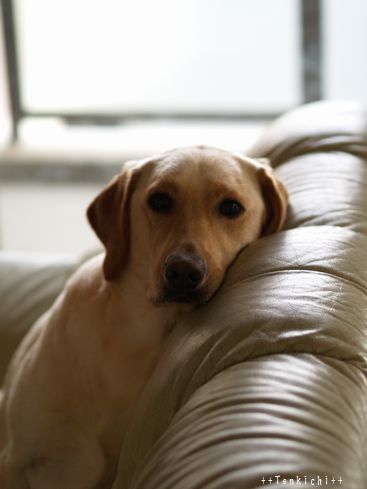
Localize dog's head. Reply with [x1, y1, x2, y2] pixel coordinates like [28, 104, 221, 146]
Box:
[87, 146, 287, 306]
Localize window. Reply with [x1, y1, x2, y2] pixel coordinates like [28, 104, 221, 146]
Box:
[1, 0, 366, 142]
[2, 0, 317, 140]
[14, 0, 301, 116]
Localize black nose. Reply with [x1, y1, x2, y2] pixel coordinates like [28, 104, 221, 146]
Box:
[164, 254, 206, 291]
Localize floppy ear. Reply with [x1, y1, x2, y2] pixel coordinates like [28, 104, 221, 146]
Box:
[256, 161, 288, 235]
[87, 169, 138, 281]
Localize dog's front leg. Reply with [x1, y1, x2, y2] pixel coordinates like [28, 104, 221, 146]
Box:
[1, 425, 106, 489]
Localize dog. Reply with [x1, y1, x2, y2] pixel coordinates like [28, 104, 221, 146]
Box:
[0, 146, 287, 489]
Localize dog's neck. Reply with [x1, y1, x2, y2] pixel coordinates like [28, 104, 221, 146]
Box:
[108, 265, 186, 339]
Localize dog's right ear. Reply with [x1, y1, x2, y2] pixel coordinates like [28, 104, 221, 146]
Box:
[256, 163, 288, 235]
[87, 169, 139, 281]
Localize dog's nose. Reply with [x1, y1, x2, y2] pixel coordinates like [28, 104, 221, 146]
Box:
[164, 254, 206, 291]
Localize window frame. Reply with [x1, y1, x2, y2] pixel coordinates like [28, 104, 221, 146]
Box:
[1, 0, 322, 141]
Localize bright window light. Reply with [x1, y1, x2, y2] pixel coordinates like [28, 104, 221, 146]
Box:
[323, 0, 367, 104]
[14, 0, 301, 115]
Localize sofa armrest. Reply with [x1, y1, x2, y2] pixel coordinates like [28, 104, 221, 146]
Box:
[114, 225, 367, 489]
[126, 355, 367, 489]
[112, 101, 367, 489]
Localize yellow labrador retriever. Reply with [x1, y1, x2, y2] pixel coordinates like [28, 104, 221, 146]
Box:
[0, 146, 287, 489]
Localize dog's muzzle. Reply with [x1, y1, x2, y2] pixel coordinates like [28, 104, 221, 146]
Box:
[162, 253, 207, 304]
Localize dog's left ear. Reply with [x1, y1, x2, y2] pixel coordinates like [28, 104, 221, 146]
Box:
[255, 158, 288, 235]
[87, 168, 139, 281]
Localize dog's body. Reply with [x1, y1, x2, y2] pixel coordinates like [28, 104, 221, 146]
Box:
[0, 256, 179, 489]
[0, 147, 287, 489]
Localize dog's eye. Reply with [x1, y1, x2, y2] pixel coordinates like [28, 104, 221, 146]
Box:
[218, 199, 245, 218]
[147, 192, 173, 213]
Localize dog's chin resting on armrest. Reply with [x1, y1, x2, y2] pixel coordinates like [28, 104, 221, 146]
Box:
[0, 146, 287, 489]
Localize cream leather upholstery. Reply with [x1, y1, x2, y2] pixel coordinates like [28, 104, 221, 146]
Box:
[0, 102, 366, 488]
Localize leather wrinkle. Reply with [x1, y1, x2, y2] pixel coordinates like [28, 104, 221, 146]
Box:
[127, 355, 367, 489]
[267, 134, 367, 168]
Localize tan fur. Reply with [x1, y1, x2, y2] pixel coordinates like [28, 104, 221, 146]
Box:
[0, 146, 287, 489]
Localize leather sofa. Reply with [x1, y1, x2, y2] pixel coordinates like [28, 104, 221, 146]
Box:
[1, 101, 366, 489]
